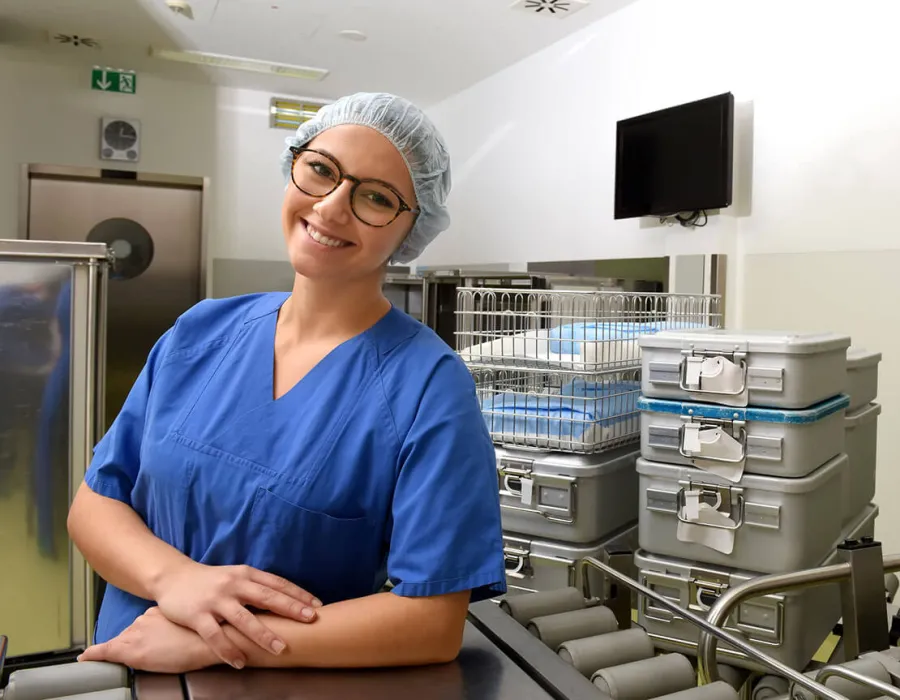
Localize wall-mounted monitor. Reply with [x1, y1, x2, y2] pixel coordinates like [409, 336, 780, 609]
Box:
[614, 92, 734, 220]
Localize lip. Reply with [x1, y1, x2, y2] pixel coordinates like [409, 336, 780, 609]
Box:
[301, 218, 354, 246]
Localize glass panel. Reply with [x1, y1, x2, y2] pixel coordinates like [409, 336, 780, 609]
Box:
[0, 262, 73, 656]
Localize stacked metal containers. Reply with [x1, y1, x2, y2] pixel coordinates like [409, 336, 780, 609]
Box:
[633, 330, 882, 672]
[455, 286, 722, 599]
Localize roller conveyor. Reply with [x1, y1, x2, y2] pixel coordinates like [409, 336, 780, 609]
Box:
[4, 543, 900, 700]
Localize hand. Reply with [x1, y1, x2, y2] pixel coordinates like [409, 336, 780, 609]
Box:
[79, 607, 218, 673]
[153, 561, 321, 668]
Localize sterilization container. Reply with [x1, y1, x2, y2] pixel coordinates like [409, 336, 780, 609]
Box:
[497, 445, 639, 543]
[846, 347, 881, 412]
[637, 394, 849, 481]
[639, 330, 851, 409]
[502, 523, 638, 600]
[843, 402, 881, 526]
[636, 503, 878, 672]
[637, 453, 846, 573]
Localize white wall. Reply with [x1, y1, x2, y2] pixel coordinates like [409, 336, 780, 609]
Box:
[422, 0, 900, 270]
[422, 0, 900, 548]
[0, 54, 290, 262]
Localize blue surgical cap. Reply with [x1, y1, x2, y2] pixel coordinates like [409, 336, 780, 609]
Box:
[280, 92, 451, 265]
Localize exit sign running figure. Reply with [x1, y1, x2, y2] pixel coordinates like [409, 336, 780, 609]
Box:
[91, 67, 137, 94]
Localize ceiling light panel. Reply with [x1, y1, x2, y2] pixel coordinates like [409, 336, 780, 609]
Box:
[270, 97, 329, 130]
[149, 47, 329, 80]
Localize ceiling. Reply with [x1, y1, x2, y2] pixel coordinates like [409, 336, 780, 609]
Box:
[0, 0, 637, 106]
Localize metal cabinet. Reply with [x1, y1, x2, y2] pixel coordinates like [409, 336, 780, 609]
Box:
[0, 241, 108, 661]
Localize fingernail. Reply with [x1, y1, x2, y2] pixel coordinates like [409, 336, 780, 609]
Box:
[301, 607, 315, 620]
[231, 659, 245, 670]
[311, 598, 323, 608]
[271, 640, 286, 654]
[76, 654, 83, 662]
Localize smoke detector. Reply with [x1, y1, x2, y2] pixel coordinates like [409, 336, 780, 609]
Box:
[510, 0, 589, 17]
[165, 0, 194, 20]
[52, 33, 101, 48]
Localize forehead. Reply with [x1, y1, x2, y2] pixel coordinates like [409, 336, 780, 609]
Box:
[307, 125, 414, 197]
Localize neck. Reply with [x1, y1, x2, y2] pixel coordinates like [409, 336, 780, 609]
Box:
[280, 271, 390, 341]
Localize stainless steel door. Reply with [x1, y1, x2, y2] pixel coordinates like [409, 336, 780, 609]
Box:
[27, 176, 202, 427]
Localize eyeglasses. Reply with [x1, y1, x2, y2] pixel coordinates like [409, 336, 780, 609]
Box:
[289, 146, 419, 228]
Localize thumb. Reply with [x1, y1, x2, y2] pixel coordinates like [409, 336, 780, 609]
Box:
[78, 642, 111, 662]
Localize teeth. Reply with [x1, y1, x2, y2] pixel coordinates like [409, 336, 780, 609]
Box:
[307, 224, 348, 248]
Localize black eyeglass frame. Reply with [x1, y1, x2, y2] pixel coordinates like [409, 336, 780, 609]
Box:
[289, 146, 420, 228]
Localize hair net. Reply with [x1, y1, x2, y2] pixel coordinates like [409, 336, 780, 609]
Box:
[280, 92, 451, 264]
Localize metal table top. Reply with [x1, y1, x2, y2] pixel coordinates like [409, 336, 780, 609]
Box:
[135, 622, 557, 700]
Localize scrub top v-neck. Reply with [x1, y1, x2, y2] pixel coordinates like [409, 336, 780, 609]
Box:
[86, 292, 506, 643]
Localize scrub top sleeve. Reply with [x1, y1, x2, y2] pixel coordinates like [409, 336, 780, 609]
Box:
[387, 355, 507, 603]
[84, 327, 174, 505]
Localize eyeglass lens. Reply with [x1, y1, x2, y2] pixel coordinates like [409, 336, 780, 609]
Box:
[293, 150, 403, 227]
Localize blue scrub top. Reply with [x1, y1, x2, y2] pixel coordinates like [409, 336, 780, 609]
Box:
[86, 293, 507, 643]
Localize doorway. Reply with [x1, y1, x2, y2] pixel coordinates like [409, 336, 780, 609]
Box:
[23, 166, 205, 428]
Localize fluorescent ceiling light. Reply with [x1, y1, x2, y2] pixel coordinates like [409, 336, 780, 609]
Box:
[149, 47, 329, 81]
[270, 97, 328, 130]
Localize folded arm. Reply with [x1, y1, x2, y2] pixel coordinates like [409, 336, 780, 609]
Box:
[68, 482, 193, 601]
[81, 589, 471, 672]
[221, 590, 471, 667]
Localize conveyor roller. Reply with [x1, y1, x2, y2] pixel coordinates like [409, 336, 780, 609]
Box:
[591, 652, 696, 700]
[558, 628, 655, 678]
[500, 587, 587, 626]
[527, 606, 620, 651]
[1, 662, 128, 700]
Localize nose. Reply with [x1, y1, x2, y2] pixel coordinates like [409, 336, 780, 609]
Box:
[312, 179, 354, 225]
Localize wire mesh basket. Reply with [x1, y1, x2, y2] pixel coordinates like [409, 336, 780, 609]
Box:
[473, 366, 642, 454]
[456, 288, 723, 374]
[458, 287, 723, 453]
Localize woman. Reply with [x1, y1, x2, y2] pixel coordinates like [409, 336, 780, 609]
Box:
[69, 92, 506, 674]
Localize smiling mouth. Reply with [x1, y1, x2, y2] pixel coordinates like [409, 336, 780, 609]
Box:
[304, 220, 352, 249]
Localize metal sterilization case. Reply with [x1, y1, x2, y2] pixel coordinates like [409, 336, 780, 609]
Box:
[843, 402, 881, 526]
[637, 394, 849, 481]
[636, 503, 879, 672]
[637, 453, 846, 574]
[502, 523, 638, 599]
[496, 445, 639, 543]
[846, 347, 881, 412]
[639, 330, 851, 409]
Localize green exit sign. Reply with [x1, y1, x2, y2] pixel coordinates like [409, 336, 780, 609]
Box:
[91, 67, 137, 94]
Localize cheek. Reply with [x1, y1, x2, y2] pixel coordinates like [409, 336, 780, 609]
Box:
[376, 221, 413, 255]
[282, 188, 312, 219]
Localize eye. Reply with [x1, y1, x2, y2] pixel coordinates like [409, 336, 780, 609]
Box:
[364, 190, 395, 209]
[308, 160, 337, 181]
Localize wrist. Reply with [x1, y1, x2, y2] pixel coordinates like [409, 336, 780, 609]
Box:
[192, 635, 222, 670]
[145, 557, 197, 601]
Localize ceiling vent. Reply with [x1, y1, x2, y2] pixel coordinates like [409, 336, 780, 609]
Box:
[52, 33, 101, 48]
[510, 0, 589, 17]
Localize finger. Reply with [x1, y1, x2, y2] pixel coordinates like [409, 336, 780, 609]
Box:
[78, 642, 110, 662]
[222, 601, 288, 655]
[240, 581, 317, 623]
[247, 569, 321, 607]
[194, 614, 247, 669]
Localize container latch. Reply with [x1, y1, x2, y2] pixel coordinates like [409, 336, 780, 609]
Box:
[502, 542, 532, 579]
[497, 458, 576, 524]
[680, 350, 748, 400]
[680, 418, 747, 482]
[676, 481, 745, 554]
